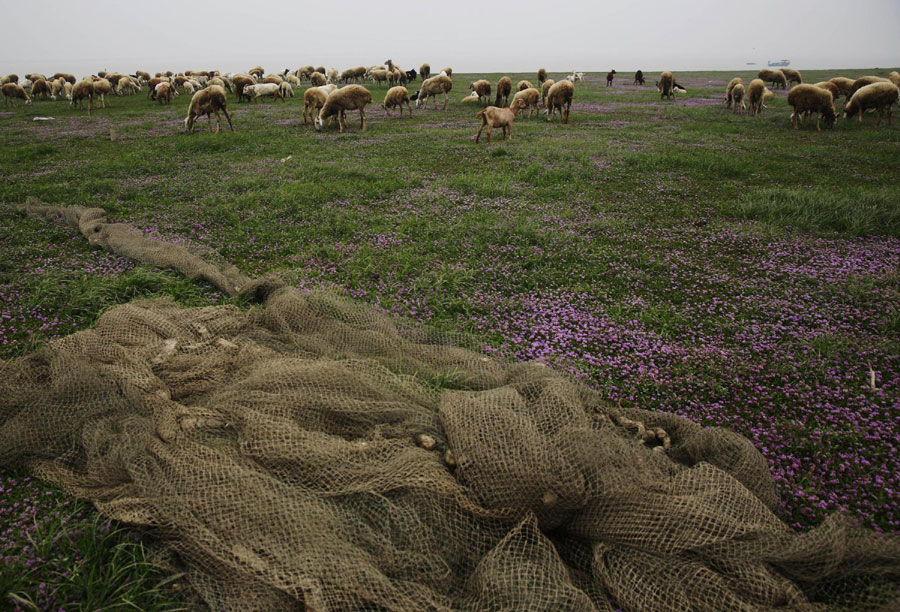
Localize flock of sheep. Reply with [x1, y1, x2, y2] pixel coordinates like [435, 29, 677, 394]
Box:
[724, 68, 900, 130]
[1, 64, 898, 137]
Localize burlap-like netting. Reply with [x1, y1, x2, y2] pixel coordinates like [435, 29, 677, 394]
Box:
[2, 200, 899, 612]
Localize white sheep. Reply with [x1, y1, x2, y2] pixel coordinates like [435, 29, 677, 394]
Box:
[244, 83, 285, 102]
[414, 75, 452, 110]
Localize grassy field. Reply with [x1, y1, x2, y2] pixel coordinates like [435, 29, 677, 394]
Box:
[1, 67, 899, 610]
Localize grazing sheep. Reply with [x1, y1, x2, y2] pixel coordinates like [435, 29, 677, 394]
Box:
[758, 68, 787, 89]
[147, 77, 167, 99]
[182, 80, 196, 95]
[843, 82, 900, 126]
[470, 79, 492, 105]
[889, 71, 900, 87]
[298, 65, 315, 80]
[208, 77, 230, 92]
[285, 74, 301, 87]
[92, 78, 112, 108]
[279, 81, 294, 98]
[315, 66, 326, 76]
[537, 68, 547, 85]
[316, 85, 372, 132]
[442, 67, 453, 76]
[731, 83, 746, 114]
[828, 77, 855, 99]
[657, 71, 675, 99]
[249, 66, 264, 78]
[117, 76, 141, 96]
[848, 75, 891, 97]
[155, 82, 173, 105]
[1, 74, 19, 85]
[541, 79, 555, 107]
[51, 72, 76, 84]
[263, 75, 283, 85]
[51, 78, 66, 99]
[326, 68, 339, 84]
[2, 83, 31, 106]
[341, 67, 367, 83]
[30, 79, 52, 100]
[134, 70, 150, 83]
[184, 85, 233, 133]
[103, 73, 127, 88]
[310, 72, 326, 87]
[303, 86, 329, 125]
[474, 98, 527, 143]
[244, 83, 284, 103]
[787, 84, 836, 130]
[25, 73, 47, 83]
[747, 78, 773, 116]
[512, 87, 541, 117]
[516, 80, 534, 93]
[383, 85, 412, 117]
[369, 70, 390, 86]
[814, 81, 841, 101]
[633, 70, 645, 85]
[71, 80, 94, 112]
[414, 74, 453, 110]
[63, 82, 73, 100]
[781, 67, 802, 88]
[725, 77, 743, 109]
[420, 63, 431, 80]
[606, 69, 616, 86]
[232, 74, 255, 101]
[495, 76, 512, 107]
[546, 79, 574, 123]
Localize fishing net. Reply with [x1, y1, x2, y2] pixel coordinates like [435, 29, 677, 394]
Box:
[2, 200, 899, 612]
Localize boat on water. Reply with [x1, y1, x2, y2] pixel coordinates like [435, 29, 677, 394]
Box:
[768, 59, 791, 67]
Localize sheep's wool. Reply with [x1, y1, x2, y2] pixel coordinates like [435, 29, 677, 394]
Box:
[3, 200, 900, 612]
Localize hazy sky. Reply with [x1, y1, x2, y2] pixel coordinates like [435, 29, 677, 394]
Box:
[3, 0, 898, 76]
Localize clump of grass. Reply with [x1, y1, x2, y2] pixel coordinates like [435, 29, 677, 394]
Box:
[739, 187, 900, 237]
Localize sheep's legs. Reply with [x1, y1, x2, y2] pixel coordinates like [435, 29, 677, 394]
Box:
[443, 92, 448, 111]
[360, 108, 366, 131]
[875, 108, 883, 127]
[221, 107, 233, 132]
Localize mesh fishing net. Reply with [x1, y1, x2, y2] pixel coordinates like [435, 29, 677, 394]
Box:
[2, 200, 899, 611]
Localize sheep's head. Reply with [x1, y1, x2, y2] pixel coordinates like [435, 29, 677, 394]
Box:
[314, 114, 324, 130]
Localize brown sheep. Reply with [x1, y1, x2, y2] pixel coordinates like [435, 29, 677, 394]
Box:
[470, 79, 492, 105]
[310, 72, 327, 87]
[263, 75, 283, 85]
[537, 68, 547, 85]
[474, 98, 527, 143]
[442, 67, 453, 76]
[92, 78, 112, 108]
[828, 77, 855, 99]
[516, 80, 534, 93]
[184, 85, 233, 133]
[495, 76, 512, 107]
[303, 86, 330, 126]
[30, 79, 52, 100]
[889, 71, 900, 87]
[787, 84, 836, 130]
[383, 85, 412, 117]
[25, 73, 47, 83]
[414, 75, 452, 110]
[633, 70, 645, 85]
[420, 63, 431, 80]
[541, 79, 555, 107]
[747, 78, 773, 116]
[781, 67, 802, 88]
[843, 82, 900, 126]
[2, 83, 30, 106]
[340, 67, 366, 83]
[731, 83, 746, 114]
[316, 85, 372, 132]
[606, 69, 616, 86]
[51, 72, 76, 84]
[814, 81, 841, 101]
[249, 66, 264, 78]
[315, 66, 326, 76]
[512, 87, 541, 118]
[546, 79, 574, 123]
[657, 71, 675, 100]
[147, 77, 167, 99]
[71, 80, 94, 112]
[758, 68, 787, 89]
[848, 75, 891, 97]
[232, 74, 255, 102]
[155, 82, 173, 105]
[135, 70, 151, 83]
[1, 74, 19, 85]
[725, 77, 743, 109]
